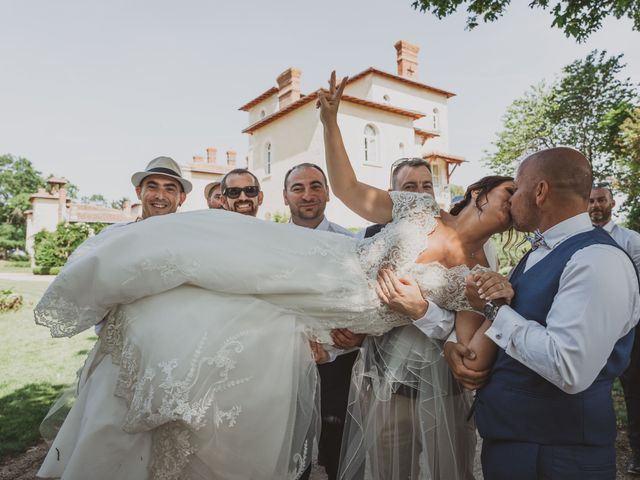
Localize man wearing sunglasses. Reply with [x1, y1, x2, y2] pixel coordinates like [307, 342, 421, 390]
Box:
[221, 168, 263, 217]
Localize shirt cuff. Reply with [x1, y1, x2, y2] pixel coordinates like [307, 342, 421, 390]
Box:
[321, 345, 359, 364]
[484, 305, 527, 350]
[413, 300, 455, 340]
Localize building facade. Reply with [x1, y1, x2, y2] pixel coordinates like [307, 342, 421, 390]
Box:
[240, 40, 464, 228]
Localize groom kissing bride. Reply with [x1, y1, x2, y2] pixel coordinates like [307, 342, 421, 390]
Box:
[35, 72, 638, 480]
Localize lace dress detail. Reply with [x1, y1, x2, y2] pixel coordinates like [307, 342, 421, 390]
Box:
[355, 191, 483, 326]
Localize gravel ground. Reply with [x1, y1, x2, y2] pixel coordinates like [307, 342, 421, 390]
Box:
[2, 431, 633, 479]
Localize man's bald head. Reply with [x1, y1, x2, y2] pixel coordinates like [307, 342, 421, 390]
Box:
[519, 147, 593, 201]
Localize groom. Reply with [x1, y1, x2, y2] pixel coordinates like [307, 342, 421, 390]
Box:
[466, 147, 640, 479]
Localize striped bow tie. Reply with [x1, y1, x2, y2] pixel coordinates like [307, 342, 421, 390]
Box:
[526, 230, 549, 251]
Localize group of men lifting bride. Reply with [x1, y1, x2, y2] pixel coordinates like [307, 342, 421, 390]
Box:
[35, 72, 640, 480]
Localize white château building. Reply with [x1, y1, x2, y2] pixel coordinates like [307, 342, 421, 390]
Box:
[240, 40, 465, 228]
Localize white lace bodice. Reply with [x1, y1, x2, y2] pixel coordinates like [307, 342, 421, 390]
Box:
[355, 191, 482, 322]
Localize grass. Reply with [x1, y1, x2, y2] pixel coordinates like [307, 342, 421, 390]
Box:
[0, 278, 96, 460]
[0, 260, 32, 273]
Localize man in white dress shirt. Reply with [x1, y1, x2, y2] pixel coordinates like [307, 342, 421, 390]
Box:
[465, 147, 640, 479]
[590, 183, 640, 475]
[282, 162, 356, 480]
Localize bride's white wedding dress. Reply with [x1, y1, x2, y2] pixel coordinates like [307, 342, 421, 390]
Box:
[35, 192, 479, 480]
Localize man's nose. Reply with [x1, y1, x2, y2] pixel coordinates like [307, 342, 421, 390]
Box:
[238, 191, 249, 200]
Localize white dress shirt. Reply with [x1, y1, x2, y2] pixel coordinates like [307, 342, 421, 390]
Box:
[603, 220, 640, 271]
[485, 213, 640, 394]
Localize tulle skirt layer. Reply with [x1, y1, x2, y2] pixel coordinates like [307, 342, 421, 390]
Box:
[339, 325, 476, 480]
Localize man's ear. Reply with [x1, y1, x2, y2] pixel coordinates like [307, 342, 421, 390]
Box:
[535, 181, 549, 206]
[135, 186, 142, 201]
[283, 189, 289, 206]
[258, 191, 264, 206]
[179, 192, 187, 207]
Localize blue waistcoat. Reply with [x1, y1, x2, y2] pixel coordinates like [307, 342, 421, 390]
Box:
[475, 227, 637, 446]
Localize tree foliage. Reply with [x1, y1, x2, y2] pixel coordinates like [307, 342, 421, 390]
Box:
[487, 51, 637, 177]
[610, 108, 640, 230]
[410, 0, 640, 42]
[484, 50, 640, 227]
[0, 155, 46, 257]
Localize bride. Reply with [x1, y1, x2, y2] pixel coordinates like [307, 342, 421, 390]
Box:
[35, 74, 513, 480]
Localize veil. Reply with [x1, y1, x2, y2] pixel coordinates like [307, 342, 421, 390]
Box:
[338, 325, 476, 479]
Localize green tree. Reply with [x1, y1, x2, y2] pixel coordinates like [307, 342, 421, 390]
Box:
[81, 194, 108, 207]
[0, 155, 46, 257]
[609, 108, 640, 230]
[484, 51, 638, 179]
[111, 197, 131, 210]
[410, 0, 640, 42]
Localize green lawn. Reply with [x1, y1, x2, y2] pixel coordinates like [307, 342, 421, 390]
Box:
[0, 278, 96, 459]
[0, 260, 32, 274]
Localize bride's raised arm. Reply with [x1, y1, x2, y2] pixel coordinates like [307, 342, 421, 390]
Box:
[317, 71, 393, 225]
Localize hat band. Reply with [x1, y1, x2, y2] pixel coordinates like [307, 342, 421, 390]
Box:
[148, 167, 181, 178]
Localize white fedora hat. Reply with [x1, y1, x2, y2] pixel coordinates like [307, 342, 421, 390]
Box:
[131, 156, 193, 193]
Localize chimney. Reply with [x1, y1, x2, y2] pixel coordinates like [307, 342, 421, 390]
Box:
[226, 150, 237, 168]
[394, 40, 419, 79]
[206, 147, 217, 164]
[276, 68, 302, 109]
[123, 200, 131, 215]
[193, 155, 204, 163]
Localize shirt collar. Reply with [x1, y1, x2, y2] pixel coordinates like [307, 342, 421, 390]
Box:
[315, 217, 331, 231]
[289, 216, 329, 231]
[540, 212, 593, 249]
[602, 220, 616, 233]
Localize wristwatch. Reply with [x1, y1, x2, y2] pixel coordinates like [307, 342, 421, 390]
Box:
[483, 301, 504, 322]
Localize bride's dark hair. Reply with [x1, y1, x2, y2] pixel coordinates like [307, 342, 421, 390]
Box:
[449, 175, 514, 216]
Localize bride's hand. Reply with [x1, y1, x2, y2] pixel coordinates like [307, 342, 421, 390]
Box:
[376, 268, 428, 320]
[316, 70, 348, 126]
[469, 271, 514, 306]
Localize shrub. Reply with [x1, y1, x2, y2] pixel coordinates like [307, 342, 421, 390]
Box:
[8, 260, 30, 268]
[32, 266, 50, 275]
[0, 289, 23, 312]
[34, 223, 92, 269]
[49, 266, 62, 275]
[7, 251, 29, 262]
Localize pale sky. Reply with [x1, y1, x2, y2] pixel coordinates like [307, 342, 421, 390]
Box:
[1, 0, 638, 201]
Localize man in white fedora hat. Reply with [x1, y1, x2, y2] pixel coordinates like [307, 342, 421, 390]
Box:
[204, 181, 224, 209]
[131, 156, 192, 219]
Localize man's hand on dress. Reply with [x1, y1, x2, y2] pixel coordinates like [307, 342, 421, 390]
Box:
[309, 340, 330, 364]
[376, 268, 428, 320]
[443, 342, 490, 390]
[465, 272, 514, 311]
[330, 328, 366, 349]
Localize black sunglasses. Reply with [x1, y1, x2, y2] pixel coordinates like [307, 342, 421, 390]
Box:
[223, 186, 260, 199]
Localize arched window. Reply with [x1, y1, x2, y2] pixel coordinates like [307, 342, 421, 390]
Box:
[265, 142, 272, 174]
[399, 142, 405, 156]
[383, 94, 391, 104]
[260, 109, 266, 119]
[432, 108, 440, 131]
[364, 124, 378, 164]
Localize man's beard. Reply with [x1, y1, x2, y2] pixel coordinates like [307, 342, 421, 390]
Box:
[293, 203, 324, 221]
[589, 209, 609, 224]
[231, 200, 257, 216]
